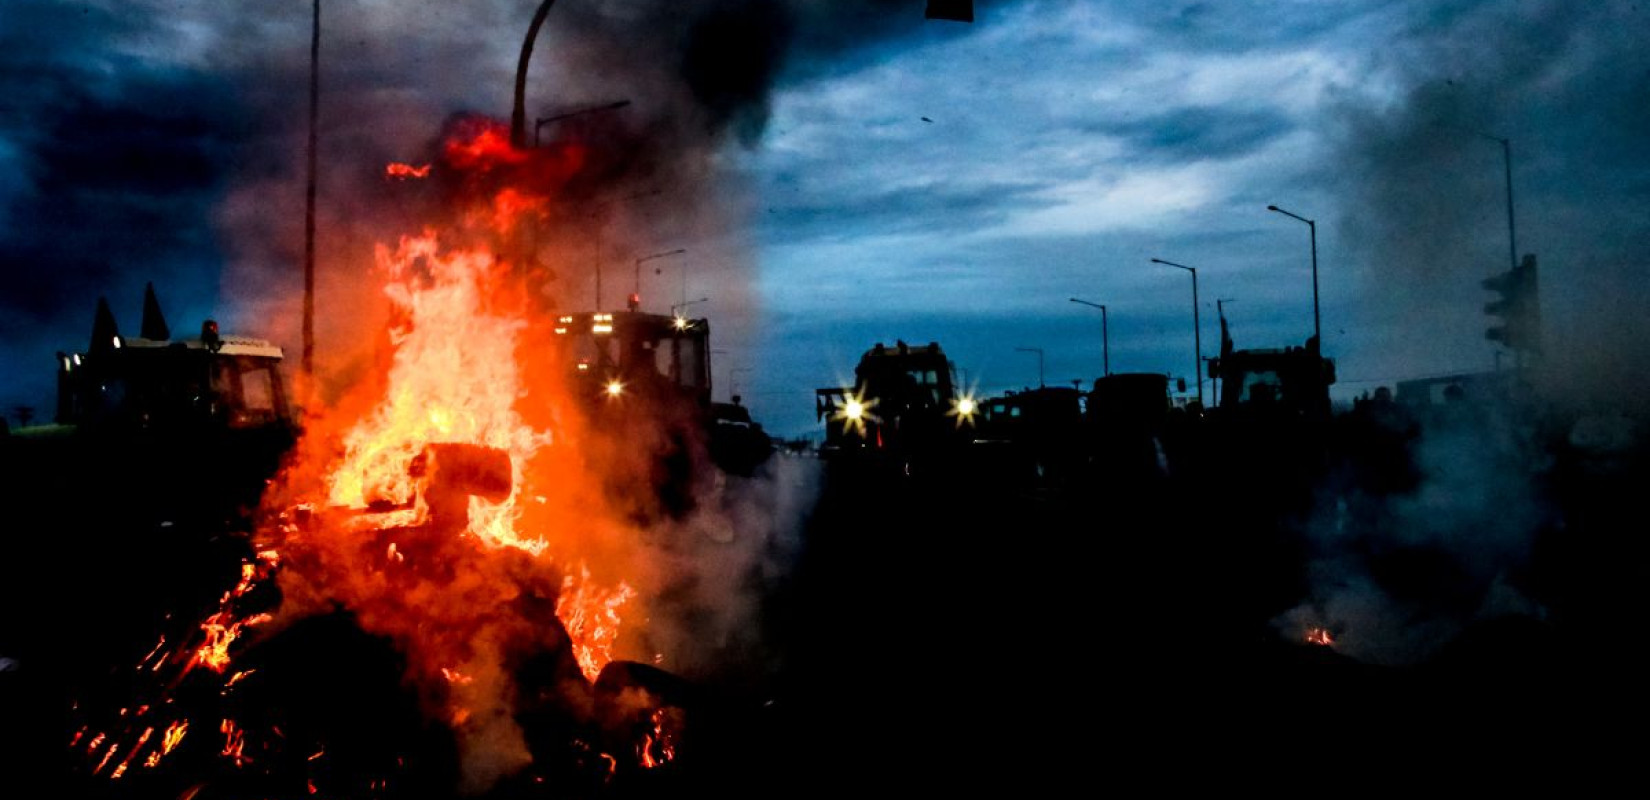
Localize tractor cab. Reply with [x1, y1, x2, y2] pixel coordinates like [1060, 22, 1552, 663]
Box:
[55, 289, 291, 433]
[551, 309, 711, 410]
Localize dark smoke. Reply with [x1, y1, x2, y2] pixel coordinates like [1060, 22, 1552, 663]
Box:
[1288, 1, 1650, 660]
[1327, 1, 1650, 409]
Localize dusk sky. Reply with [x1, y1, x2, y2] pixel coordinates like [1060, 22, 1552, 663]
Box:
[3, 1, 1647, 436]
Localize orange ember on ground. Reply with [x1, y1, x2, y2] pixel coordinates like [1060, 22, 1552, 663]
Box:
[638, 708, 678, 770]
[220, 719, 247, 768]
[1305, 627, 1335, 646]
[161, 720, 189, 755]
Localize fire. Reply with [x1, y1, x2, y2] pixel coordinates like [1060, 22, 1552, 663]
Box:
[486, 187, 545, 234]
[220, 719, 247, 768]
[557, 564, 638, 680]
[109, 726, 153, 778]
[1305, 627, 1335, 647]
[162, 720, 189, 755]
[637, 708, 679, 770]
[72, 112, 668, 792]
[322, 231, 550, 546]
[304, 225, 640, 684]
[386, 162, 431, 179]
[442, 119, 527, 171]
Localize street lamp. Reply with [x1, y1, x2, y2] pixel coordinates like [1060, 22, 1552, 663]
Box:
[671, 297, 709, 330]
[670, 297, 709, 317]
[633, 248, 687, 310]
[511, 0, 561, 149]
[1266, 204, 1320, 349]
[534, 99, 630, 146]
[588, 188, 660, 310]
[1459, 131, 1520, 272]
[1014, 347, 1045, 388]
[1150, 258, 1202, 408]
[1068, 297, 1109, 377]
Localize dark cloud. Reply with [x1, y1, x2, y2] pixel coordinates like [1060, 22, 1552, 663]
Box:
[759, 177, 1050, 243]
[1106, 107, 1294, 161]
[1143, 0, 1363, 52]
[0, 1, 242, 414]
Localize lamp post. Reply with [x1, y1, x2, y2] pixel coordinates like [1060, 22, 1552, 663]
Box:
[511, 0, 561, 149]
[1014, 347, 1045, 388]
[1211, 295, 1234, 404]
[1150, 258, 1202, 408]
[1266, 204, 1320, 349]
[1480, 134, 1519, 271]
[670, 297, 709, 319]
[1068, 297, 1109, 376]
[633, 248, 687, 310]
[302, 0, 320, 380]
[534, 99, 630, 146]
[588, 188, 660, 310]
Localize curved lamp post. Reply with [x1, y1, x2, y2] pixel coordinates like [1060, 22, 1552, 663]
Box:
[1069, 297, 1109, 377]
[1150, 258, 1202, 408]
[1267, 204, 1320, 349]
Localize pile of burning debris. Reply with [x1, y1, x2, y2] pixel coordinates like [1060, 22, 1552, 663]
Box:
[43, 116, 754, 798]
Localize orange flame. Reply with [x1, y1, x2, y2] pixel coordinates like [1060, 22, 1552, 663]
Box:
[161, 720, 189, 755]
[220, 719, 247, 768]
[75, 113, 673, 791]
[638, 708, 678, 770]
[442, 120, 527, 171]
[1305, 627, 1335, 647]
[109, 726, 153, 779]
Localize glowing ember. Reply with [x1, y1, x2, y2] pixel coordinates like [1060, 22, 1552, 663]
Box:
[223, 669, 256, 691]
[139, 635, 168, 669]
[161, 720, 189, 755]
[386, 162, 432, 179]
[93, 742, 119, 776]
[1305, 627, 1335, 647]
[220, 719, 247, 768]
[109, 726, 154, 779]
[637, 708, 678, 770]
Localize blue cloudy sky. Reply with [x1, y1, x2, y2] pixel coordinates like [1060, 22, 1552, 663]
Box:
[3, 1, 1647, 436]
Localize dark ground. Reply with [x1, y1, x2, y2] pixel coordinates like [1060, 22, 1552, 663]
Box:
[4, 415, 1649, 796]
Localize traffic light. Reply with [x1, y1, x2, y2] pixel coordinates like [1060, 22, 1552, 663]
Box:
[1483, 254, 1541, 354]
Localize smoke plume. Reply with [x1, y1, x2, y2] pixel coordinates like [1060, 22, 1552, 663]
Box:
[1327, 1, 1650, 408]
